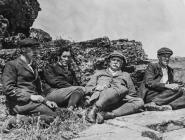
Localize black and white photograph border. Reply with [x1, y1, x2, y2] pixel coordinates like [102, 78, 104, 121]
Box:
[0, 0, 185, 140]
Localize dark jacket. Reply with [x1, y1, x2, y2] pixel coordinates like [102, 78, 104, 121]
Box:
[138, 62, 174, 101]
[2, 56, 42, 114]
[43, 63, 79, 94]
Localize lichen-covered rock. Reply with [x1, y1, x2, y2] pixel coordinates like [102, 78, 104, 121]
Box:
[0, 37, 148, 87]
[0, 0, 41, 36]
[41, 37, 148, 86]
[30, 28, 52, 43]
[111, 39, 148, 65]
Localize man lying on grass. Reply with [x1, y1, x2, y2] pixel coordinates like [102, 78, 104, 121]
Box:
[85, 51, 144, 124]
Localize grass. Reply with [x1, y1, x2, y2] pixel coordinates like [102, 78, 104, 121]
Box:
[0, 95, 91, 140]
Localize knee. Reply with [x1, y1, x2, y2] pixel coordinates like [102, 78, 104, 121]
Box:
[119, 88, 129, 96]
[134, 98, 144, 108]
[131, 97, 144, 108]
[75, 87, 85, 95]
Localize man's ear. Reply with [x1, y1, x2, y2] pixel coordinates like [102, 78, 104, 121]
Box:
[20, 48, 26, 54]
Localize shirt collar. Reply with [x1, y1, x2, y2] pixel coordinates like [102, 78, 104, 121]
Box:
[20, 55, 32, 65]
[108, 68, 121, 76]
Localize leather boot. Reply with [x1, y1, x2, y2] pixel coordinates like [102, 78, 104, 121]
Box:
[85, 105, 99, 123]
[96, 111, 115, 124]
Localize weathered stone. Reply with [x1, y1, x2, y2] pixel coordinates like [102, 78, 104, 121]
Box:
[30, 28, 52, 43]
[0, 0, 41, 36]
[75, 109, 185, 140]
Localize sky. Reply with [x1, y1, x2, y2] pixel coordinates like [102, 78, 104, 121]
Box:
[33, 0, 185, 59]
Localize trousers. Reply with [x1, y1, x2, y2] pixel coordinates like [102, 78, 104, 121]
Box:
[146, 89, 185, 110]
[95, 88, 144, 117]
[46, 86, 84, 107]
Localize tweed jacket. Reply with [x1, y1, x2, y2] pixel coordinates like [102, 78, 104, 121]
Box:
[2, 56, 42, 114]
[85, 69, 137, 97]
[138, 62, 174, 100]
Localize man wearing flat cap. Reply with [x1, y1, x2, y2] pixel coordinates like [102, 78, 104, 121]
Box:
[2, 38, 58, 118]
[138, 47, 185, 111]
[85, 50, 144, 123]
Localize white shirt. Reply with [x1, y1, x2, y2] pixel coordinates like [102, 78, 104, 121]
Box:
[20, 55, 34, 73]
[160, 67, 168, 84]
[108, 68, 121, 76]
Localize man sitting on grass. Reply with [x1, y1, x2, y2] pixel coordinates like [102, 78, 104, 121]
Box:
[2, 38, 58, 125]
[138, 47, 185, 111]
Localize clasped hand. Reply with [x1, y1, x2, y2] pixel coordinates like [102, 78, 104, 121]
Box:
[45, 100, 58, 109]
[30, 95, 58, 109]
[30, 95, 45, 103]
[95, 84, 110, 91]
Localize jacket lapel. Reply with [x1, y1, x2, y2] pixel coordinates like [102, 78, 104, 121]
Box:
[167, 66, 174, 83]
[57, 63, 71, 78]
[156, 63, 174, 84]
[17, 57, 37, 78]
[156, 63, 163, 77]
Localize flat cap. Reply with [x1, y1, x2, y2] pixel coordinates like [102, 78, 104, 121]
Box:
[18, 38, 39, 48]
[157, 47, 173, 56]
[108, 50, 127, 64]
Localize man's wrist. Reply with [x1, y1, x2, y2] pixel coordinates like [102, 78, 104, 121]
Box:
[42, 99, 48, 104]
[164, 84, 169, 88]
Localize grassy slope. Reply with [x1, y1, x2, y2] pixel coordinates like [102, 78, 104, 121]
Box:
[0, 95, 91, 140]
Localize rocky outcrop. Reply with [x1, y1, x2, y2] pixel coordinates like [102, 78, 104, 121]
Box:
[30, 28, 52, 43]
[0, 0, 41, 36]
[65, 37, 148, 85]
[0, 37, 148, 87]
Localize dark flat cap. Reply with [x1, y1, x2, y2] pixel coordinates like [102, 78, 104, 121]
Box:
[18, 38, 39, 48]
[108, 50, 127, 64]
[157, 47, 173, 56]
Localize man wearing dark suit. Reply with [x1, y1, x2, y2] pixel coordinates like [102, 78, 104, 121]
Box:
[138, 47, 185, 111]
[2, 38, 57, 116]
[43, 47, 85, 110]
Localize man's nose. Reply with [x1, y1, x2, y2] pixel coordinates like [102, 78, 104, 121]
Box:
[65, 57, 69, 60]
[164, 57, 169, 60]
